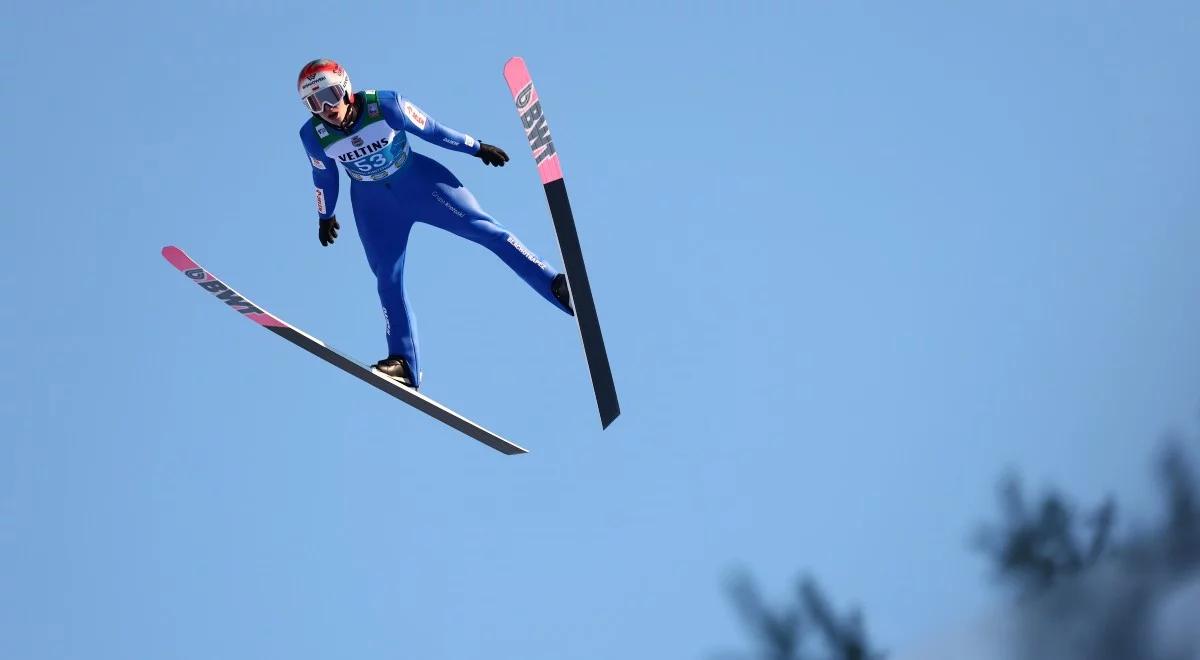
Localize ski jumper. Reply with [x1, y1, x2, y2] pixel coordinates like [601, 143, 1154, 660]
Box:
[299, 90, 568, 387]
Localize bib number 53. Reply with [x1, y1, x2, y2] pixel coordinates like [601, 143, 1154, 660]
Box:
[353, 153, 388, 172]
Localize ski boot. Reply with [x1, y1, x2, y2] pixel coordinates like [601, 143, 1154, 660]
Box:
[372, 356, 416, 388]
[552, 273, 574, 316]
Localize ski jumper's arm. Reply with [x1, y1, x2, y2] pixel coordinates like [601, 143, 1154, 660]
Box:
[299, 124, 339, 219]
[378, 90, 481, 156]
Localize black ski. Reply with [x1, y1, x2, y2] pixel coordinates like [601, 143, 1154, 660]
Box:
[503, 56, 620, 429]
[162, 245, 527, 455]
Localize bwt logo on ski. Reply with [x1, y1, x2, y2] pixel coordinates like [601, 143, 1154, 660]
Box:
[184, 268, 264, 315]
[515, 83, 556, 164]
[337, 136, 390, 162]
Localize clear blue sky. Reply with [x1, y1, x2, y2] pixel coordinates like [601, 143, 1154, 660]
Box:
[3, 2, 1198, 658]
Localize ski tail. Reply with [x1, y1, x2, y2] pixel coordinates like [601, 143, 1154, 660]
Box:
[503, 57, 620, 429]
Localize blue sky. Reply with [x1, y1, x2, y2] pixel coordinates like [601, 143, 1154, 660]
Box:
[3, 1, 1199, 658]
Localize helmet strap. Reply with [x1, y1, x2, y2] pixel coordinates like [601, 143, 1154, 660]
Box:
[338, 92, 360, 132]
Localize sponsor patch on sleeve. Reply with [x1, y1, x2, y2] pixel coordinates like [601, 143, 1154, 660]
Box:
[403, 101, 428, 130]
[316, 188, 327, 214]
[463, 135, 476, 149]
[309, 155, 326, 170]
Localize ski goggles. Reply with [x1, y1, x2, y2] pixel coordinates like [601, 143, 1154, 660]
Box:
[303, 84, 347, 113]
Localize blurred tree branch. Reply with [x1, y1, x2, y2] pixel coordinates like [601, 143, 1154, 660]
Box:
[724, 570, 883, 660]
[718, 407, 1200, 660]
[727, 570, 807, 660]
[798, 576, 879, 660]
[1158, 436, 1200, 573]
[973, 474, 1115, 594]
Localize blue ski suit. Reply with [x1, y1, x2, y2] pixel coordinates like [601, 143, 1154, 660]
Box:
[299, 90, 568, 387]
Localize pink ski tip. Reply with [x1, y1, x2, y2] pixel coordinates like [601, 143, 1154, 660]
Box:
[162, 245, 199, 271]
[503, 57, 533, 97]
[503, 56, 526, 74]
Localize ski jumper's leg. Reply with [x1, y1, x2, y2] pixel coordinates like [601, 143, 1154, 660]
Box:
[349, 179, 422, 385]
[409, 154, 571, 314]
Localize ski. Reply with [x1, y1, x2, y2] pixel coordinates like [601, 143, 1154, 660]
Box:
[161, 246, 527, 455]
[503, 56, 620, 429]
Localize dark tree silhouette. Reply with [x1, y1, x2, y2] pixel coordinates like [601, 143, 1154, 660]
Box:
[718, 409, 1200, 659]
[970, 430, 1200, 660]
[973, 474, 1116, 594]
[723, 570, 883, 660]
[726, 570, 807, 660]
[1158, 437, 1200, 573]
[798, 576, 879, 660]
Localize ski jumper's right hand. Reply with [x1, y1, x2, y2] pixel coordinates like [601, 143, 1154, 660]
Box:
[319, 216, 340, 246]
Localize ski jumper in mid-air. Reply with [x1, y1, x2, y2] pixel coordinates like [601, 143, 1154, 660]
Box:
[296, 59, 573, 388]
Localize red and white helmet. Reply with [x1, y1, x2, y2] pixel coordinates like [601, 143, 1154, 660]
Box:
[297, 59, 352, 113]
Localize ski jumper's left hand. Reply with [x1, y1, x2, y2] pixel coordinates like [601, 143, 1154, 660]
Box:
[475, 143, 509, 167]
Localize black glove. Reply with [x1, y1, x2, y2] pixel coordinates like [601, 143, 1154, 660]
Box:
[319, 216, 339, 246]
[475, 142, 509, 167]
